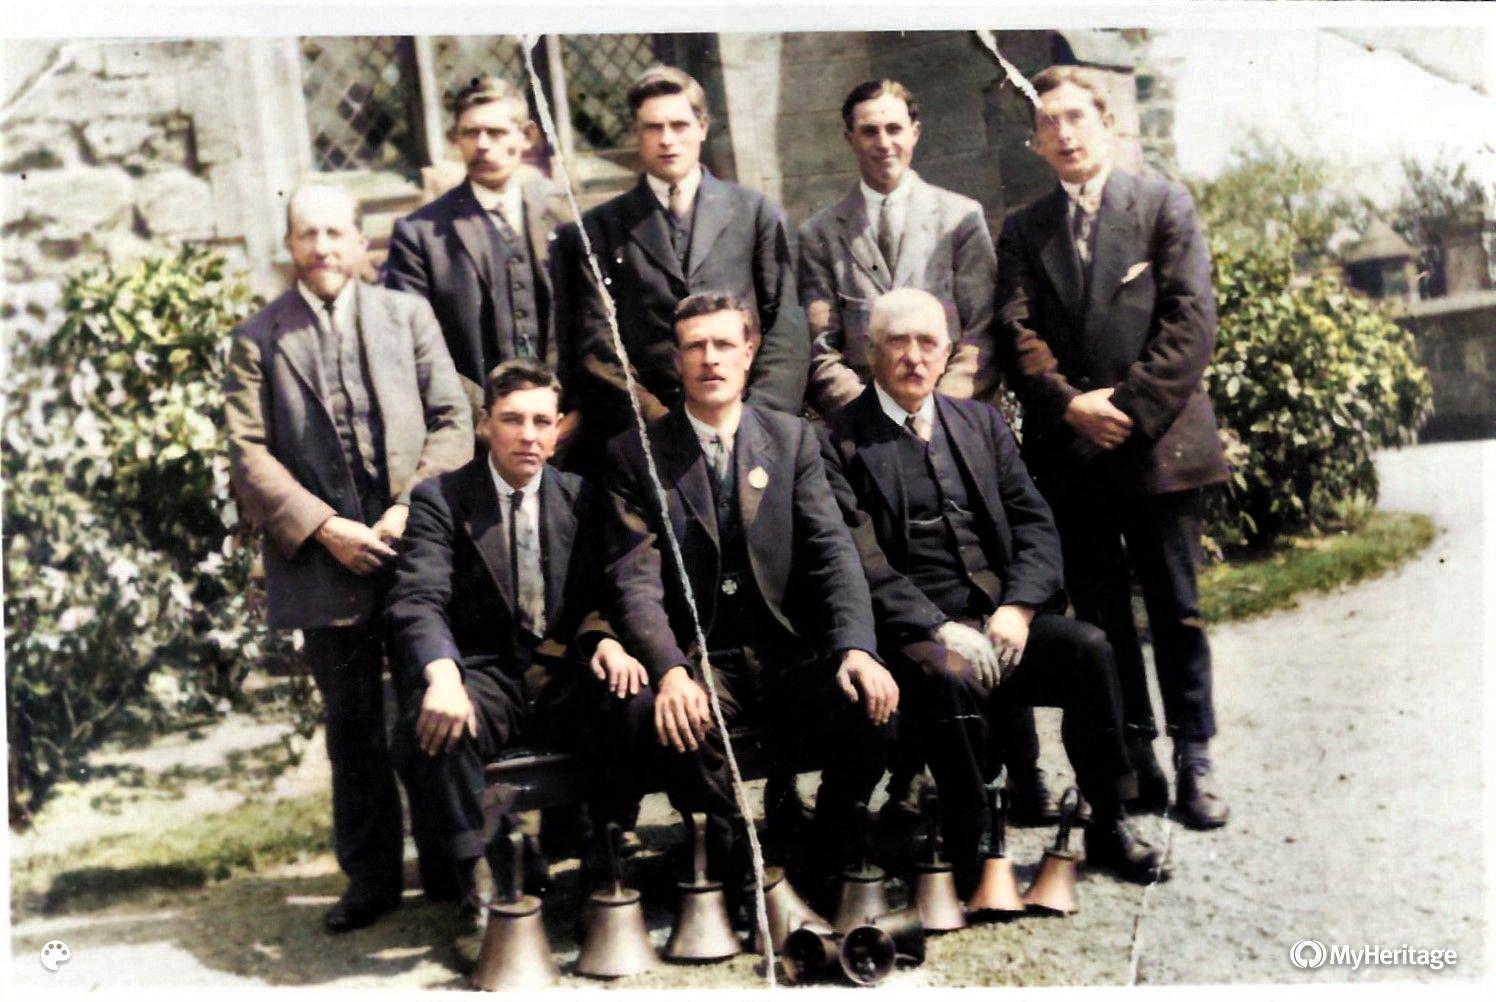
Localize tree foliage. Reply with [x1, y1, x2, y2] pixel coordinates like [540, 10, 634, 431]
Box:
[4, 248, 297, 826]
[1392, 153, 1489, 297]
[1191, 149, 1434, 548]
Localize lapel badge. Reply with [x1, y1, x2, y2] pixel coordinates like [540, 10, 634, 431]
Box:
[721, 578, 739, 596]
[748, 466, 768, 490]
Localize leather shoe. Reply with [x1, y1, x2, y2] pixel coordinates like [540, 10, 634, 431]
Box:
[1084, 815, 1165, 884]
[1125, 741, 1171, 814]
[323, 890, 401, 933]
[1173, 754, 1230, 830]
[1006, 767, 1061, 826]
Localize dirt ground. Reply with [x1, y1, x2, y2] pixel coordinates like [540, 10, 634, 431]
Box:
[8, 440, 1491, 994]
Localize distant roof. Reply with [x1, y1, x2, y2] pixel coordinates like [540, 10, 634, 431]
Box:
[1344, 219, 1418, 264]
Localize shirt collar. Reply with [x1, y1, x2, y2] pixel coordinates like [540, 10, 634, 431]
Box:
[860, 169, 914, 213]
[874, 383, 935, 429]
[469, 178, 524, 224]
[1061, 164, 1112, 213]
[646, 165, 702, 213]
[488, 455, 544, 500]
[684, 405, 739, 451]
[297, 279, 356, 323]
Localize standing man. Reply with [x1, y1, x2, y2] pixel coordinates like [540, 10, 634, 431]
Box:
[225, 183, 472, 931]
[995, 66, 1230, 829]
[384, 359, 648, 914]
[799, 79, 1048, 823]
[602, 292, 897, 898]
[563, 66, 807, 473]
[798, 79, 999, 416]
[385, 76, 574, 436]
[821, 289, 1162, 893]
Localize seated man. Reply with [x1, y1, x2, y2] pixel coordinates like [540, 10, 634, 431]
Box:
[602, 291, 899, 898]
[385, 359, 647, 910]
[820, 288, 1163, 894]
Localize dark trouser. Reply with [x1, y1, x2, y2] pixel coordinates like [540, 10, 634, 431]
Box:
[892, 613, 1135, 892]
[623, 650, 895, 882]
[390, 660, 640, 899]
[1047, 485, 1217, 744]
[302, 625, 405, 903]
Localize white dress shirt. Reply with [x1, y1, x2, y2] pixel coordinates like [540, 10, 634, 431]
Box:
[647, 165, 702, 216]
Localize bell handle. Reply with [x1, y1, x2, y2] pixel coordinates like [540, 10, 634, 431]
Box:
[506, 830, 526, 904]
[993, 784, 1009, 859]
[853, 800, 870, 872]
[921, 784, 943, 864]
[606, 821, 624, 896]
[690, 812, 709, 885]
[1053, 786, 1082, 854]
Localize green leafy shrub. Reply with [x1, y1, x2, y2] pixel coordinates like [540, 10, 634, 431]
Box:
[1203, 239, 1433, 546]
[4, 248, 298, 826]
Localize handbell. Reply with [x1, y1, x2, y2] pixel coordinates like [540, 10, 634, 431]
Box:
[750, 865, 832, 953]
[1021, 786, 1082, 915]
[913, 786, 966, 932]
[833, 801, 890, 934]
[967, 778, 1025, 918]
[470, 831, 560, 991]
[662, 813, 740, 962]
[576, 823, 658, 978]
[781, 926, 841, 985]
[840, 907, 926, 985]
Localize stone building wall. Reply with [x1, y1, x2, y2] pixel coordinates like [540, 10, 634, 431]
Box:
[1398, 291, 1496, 440]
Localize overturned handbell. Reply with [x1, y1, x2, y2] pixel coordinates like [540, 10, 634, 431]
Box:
[781, 925, 842, 985]
[576, 822, 658, 978]
[470, 831, 560, 991]
[913, 785, 966, 932]
[1022, 786, 1082, 915]
[749, 865, 832, 953]
[663, 813, 740, 962]
[840, 907, 926, 985]
[833, 801, 890, 934]
[967, 777, 1026, 918]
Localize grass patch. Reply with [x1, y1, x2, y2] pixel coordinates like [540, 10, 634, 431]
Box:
[1200, 511, 1436, 622]
[12, 793, 330, 916]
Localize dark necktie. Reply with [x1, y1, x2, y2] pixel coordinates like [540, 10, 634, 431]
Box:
[904, 413, 932, 443]
[1070, 199, 1095, 267]
[509, 490, 546, 637]
[706, 434, 728, 489]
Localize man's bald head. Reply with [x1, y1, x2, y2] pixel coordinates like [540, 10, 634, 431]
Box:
[869, 288, 951, 349]
[284, 183, 368, 302]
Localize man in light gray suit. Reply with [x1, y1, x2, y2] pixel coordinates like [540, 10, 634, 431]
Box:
[799, 80, 1054, 825]
[226, 183, 472, 932]
[797, 79, 1000, 418]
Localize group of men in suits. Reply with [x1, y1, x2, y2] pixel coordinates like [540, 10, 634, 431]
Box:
[225, 60, 1229, 937]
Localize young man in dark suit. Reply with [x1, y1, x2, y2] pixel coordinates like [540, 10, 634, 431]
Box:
[995, 66, 1230, 829]
[385, 77, 575, 438]
[560, 66, 807, 475]
[224, 183, 472, 932]
[602, 292, 897, 899]
[384, 359, 648, 915]
[821, 288, 1162, 893]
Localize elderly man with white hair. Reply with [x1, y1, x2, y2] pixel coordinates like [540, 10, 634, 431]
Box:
[819, 287, 1163, 894]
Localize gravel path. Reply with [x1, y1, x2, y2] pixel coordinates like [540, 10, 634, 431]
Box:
[9, 441, 1490, 992]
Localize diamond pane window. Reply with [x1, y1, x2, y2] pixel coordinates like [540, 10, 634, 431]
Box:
[562, 34, 658, 151]
[430, 36, 529, 107]
[301, 36, 421, 173]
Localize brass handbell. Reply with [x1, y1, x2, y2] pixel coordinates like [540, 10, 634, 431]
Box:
[749, 865, 832, 953]
[576, 822, 658, 978]
[913, 786, 966, 932]
[781, 926, 841, 985]
[967, 777, 1026, 918]
[833, 801, 890, 934]
[1021, 785, 1082, 915]
[840, 906, 927, 986]
[470, 831, 560, 991]
[662, 813, 740, 962]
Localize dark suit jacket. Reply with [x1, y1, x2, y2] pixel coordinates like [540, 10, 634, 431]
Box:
[797, 171, 999, 414]
[821, 387, 1065, 644]
[224, 282, 472, 630]
[602, 404, 876, 686]
[564, 170, 808, 437]
[384, 169, 573, 424]
[383, 457, 609, 704]
[995, 169, 1228, 496]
